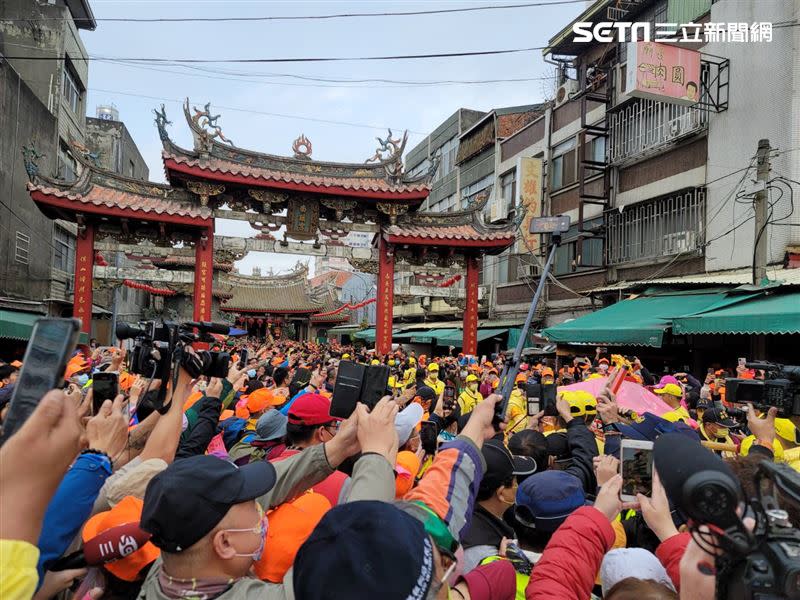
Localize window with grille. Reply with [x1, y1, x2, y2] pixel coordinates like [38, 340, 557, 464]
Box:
[62, 62, 82, 114]
[53, 226, 75, 272]
[434, 137, 459, 181]
[15, 232, 30, 265]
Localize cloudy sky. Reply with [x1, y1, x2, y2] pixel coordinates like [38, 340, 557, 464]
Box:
[83, 0, 587, 275]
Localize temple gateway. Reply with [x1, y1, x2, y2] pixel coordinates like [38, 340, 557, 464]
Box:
[25, 100, 516, 354]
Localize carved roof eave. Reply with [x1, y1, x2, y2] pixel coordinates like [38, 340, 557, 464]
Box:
[224, 263, 310, 286]
[398, 187, 501, 228]
[155, 100, 434, 190]
[28, 144, 197, 205]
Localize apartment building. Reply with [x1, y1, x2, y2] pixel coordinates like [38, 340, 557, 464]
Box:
[537, 0, 799, 326]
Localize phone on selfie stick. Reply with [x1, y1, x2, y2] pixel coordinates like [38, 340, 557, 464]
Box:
[238, 348, 248, 369]
[0, 318, 81, 446]
[92, 371, 119, 415]
[496, 217, 570, 426]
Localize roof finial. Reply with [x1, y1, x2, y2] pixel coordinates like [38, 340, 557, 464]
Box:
[190, 100, 234, 148]
[292, 134, 312, 160]
[365, 129, 408, 181]
[153, 104, 172, 142]
[21, 144, 46, 182]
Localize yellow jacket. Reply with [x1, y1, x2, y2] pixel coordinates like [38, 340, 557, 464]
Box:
[424, 377, 445, 397]
[505, 389, 528, 434]
[457, 387, 483, 415]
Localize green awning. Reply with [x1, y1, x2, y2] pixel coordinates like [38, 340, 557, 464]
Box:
[672, 292, 800, 335]
[542, 289, 753, 347]
[354, 328, 376, 341]
[433, 327, 510, 347]
[0, 311, 89, 344]
[0, 310, 42, 341]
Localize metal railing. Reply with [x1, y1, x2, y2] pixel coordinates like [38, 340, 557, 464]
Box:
[606, 188, 706, 265]
[608, 98, 708, 164]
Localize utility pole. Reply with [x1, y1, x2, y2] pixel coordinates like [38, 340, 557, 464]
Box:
[753, 139, 771, 285]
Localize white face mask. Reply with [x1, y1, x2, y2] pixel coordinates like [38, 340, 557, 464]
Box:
[468, 383, 478, 391]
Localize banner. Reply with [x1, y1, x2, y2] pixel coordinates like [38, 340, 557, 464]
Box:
[516, 157, 543, 254]
[625, 41, 701, 106]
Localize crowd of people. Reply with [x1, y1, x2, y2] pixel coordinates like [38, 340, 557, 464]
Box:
[0, 336, 798, 600]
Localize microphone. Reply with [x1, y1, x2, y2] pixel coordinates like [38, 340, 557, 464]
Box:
[50, 522, 152, 571]
[654, 433, 742, 529]
[185, 321, 231, 335]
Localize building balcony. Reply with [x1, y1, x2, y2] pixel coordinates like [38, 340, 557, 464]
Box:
[608, 98, 708, 165]
[605, 188, 706, 266]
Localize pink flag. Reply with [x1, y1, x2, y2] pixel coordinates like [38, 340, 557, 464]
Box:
[559, 377, 672, 416]
[206, 432, 229, 459]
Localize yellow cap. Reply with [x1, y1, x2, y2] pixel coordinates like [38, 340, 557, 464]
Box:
[408, 357, 416, 365]
[465, 374, 479, 384]
[342, 353, 351, 360]
[371, 359, 380, 366]
[427, 363, 439, 371]
[560, 390, 597, 417]
[739, 435, 784, 460]
[775, 418, 799, 443]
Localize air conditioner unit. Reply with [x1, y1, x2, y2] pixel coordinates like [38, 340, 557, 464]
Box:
[518, 263, 541, 280]
[668, 117, 682, 138]
[489, 198, 508, 223]
[663, 231, 697, 254]
[555, 79, 580, 108]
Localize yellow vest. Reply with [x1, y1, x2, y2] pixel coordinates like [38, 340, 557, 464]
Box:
[505, 389, 528, 434]
[480, 555, 529, 600]
[424, 377, 445, 397]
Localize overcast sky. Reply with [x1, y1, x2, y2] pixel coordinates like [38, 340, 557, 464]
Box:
[83, 0, 587, 276]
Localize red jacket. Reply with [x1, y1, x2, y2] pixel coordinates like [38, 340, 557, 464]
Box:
[655, 532, 690, 592]
[525, 506, 615, 599]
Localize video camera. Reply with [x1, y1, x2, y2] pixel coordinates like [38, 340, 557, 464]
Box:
[655, 434, 800, 599]
[726, 361, 800, 416]
[116, 320, 232, 413]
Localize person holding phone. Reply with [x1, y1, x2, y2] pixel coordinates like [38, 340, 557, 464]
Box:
[457, 374, 483, 416]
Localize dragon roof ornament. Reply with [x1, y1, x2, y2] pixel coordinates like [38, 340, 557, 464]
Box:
[184, 99, 234, 153]
[365, 129, 408, 182]
[154, 104, 172, 142]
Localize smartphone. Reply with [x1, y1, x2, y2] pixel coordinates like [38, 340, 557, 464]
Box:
[420, 420, 439, 456]
[330, 361, 366, 419]
[444, 385, 456, 401]
[0, 318, 80, 445]
[361, 364, 390, 411]
[238, 348, 249, 369]
[527, 397, 540, 417]
[620, 439, 654, 502]
[92, 371, 119, 414]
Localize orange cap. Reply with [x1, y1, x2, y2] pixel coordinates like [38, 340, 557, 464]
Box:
[253, 492, 331, 582]
[64, 358, 89, 379]
[9, 360, 22, 368]
[395, 451, 422, 499]
[515, 373, 527, 384]
[82, 496, 160, 582]
[542, 367, 554, 377]
[118, 372, 135, 392]
[235, 388, 281, 419]
[183, 391, 204, 412]
[219, 409, 234, 421]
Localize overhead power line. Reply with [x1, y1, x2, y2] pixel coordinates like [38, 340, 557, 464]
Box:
[2, 46, 545, 64]
[0, 0, 587, 23]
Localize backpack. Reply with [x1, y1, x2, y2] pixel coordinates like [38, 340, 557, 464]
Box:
[220, 417, 248, 450]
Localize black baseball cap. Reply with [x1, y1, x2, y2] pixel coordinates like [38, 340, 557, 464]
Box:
[480, 439, 537, 492]
[701, 407, 737, 427]
[141, 455, 276, 552]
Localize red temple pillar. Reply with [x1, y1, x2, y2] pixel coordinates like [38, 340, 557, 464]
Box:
[74, 221, 95, 334]
[193, 226, 214, 322]
[463, 255, 480, 356]
[376, 237, 395, 354]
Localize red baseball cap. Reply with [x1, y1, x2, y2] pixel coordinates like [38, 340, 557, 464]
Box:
[287, 393, 340, 426]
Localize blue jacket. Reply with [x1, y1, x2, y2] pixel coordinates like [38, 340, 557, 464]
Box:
[36, 453, 112, 583]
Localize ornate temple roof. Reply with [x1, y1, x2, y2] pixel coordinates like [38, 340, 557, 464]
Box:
[383, 190, 516, 251]
[23, 145, 212, 226]
[220, 264, 322, 314]
[151, 255, 234, 272]
[309, 287, 350, 323]
[156, 101, 433, 201]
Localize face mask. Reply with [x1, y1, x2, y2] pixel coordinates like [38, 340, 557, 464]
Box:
[247, 369, 257, 379]
[468, 383, 478, 391]
[599, 364, 609, 373]
[460, 370, 468, 378]
[77, 374, 89, 386]
[715, 428, 729, 439]
[226, 511, 268, 561]
[429, 373, 438, 380]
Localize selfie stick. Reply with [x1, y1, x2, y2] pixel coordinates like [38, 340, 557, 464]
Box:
[496, 216, 570, 422]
